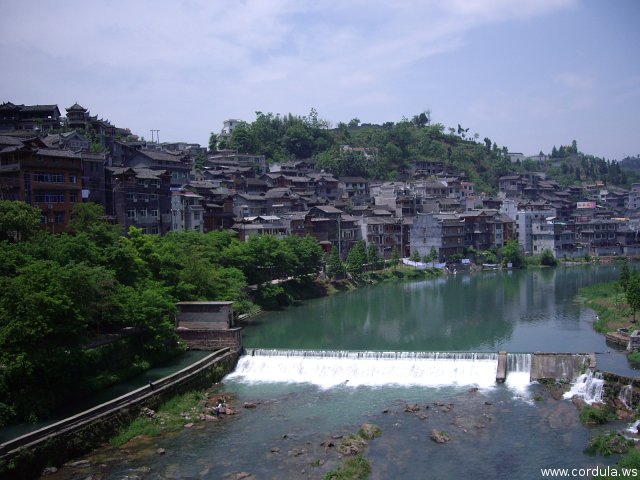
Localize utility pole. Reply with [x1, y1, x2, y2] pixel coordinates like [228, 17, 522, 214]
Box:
[338, 215, 342, 259]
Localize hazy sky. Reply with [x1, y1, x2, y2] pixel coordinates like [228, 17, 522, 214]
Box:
[1, 0, 638, 160]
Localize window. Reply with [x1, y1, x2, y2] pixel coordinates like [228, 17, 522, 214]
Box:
[34, 192, 65, 203]
[55, 212, 65, 224]
[127, 209, 136, 219]
[33, 173, 64, 183]
[151, 226, 159, 234]
[69, 175, 77, 184]
[139, 209, 147, 217]
[150, 209, 158, 217]
[193, 211, 200, 220]
[127, 192, 136, 201]
[70, 192, 78, 203]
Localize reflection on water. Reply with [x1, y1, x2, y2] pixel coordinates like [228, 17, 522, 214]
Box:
[245, 266, 620, 353]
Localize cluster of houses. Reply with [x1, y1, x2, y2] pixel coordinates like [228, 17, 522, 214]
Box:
[2, 102, 640, 262]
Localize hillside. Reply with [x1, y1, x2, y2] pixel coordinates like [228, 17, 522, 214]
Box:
[215, 110, 635, 194]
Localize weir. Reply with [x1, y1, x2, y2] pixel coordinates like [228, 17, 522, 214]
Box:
[231, 349, 592, 389]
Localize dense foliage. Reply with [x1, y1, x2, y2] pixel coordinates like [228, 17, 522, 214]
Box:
[214, 110, 635, 192]
[0, 201, 323, 427]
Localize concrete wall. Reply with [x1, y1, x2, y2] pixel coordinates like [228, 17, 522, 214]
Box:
[602, 371, 640, 407]
[176, 328, 243, 351]
[0, 349, 238, 480]
[176, 301, 234, 329]
[530, 353, 594, 382]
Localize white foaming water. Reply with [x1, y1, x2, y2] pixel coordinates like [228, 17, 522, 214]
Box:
[563, 370, 604, 404]
[226, 350, 500, 389]
[619, 384, 633, 409]
[505, 353, 532, 396]
[626, 420, 640, 435]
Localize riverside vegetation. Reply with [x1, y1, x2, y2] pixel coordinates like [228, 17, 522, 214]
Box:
[0, 200, 444, 429]
[0, 200, 325, 428]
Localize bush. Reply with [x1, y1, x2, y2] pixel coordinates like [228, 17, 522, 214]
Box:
[540, 249, 558, 266]
[324, 454, 371, 480]
[579, 405, 615, 425]
[254, 283, 292, 309]
[585, 432, 632, 456]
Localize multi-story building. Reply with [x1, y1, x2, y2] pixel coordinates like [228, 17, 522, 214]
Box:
[531, 219, 577, 257]
[206, 150, 266, 175]
[411, 212, 465, 261]
[360, 216, 405, 259]
[0, 102, 62, 132]
[0, 136, 82, 233]
[106, 167, 171, 234]
[514, 207, 556, 255]
[171, 189, 204, 232]
[125, 149, 193, 187]
[81, 152, 107, 206]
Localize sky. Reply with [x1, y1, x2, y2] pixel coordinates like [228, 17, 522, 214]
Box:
[1, 0, 639, 160]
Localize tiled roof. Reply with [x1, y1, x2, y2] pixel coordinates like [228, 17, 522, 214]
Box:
[36, 148, 80, 159]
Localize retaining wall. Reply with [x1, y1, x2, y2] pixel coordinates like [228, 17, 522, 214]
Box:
[176, 327, 243, 351]
[0, 349, 238, 480]
[601, 371, 640, 407]
[530, 353, 594, 382]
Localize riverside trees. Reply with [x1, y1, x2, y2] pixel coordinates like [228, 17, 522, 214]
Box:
[0, 200, 323, 427]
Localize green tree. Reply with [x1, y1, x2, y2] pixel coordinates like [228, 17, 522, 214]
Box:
[0, 200, 41, 242]
[367, 243, 383, 271]
[282, 235, 323, 278]
[390, 246, 400, 271]
[620, 261, 631, 291]
[626, 271, 640, 322]
[501, 240, 525, 268]
[410, 250, 422, 263]
[540, 249, 558, 267]
[424, 246, 439, 267]
[346, 240, 367, 277]
[67, 202, 120, 246]
[327, 246, 345, 279]
[208, 132, 218, 152]
[230, 122, 256, 153]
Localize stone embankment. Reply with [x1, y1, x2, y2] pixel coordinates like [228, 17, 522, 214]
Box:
[0, 348, 238, 480]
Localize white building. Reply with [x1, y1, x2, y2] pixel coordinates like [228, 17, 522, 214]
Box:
[171, 189, 204, 232]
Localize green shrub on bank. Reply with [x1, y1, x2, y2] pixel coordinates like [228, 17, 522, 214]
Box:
[579, 405, 616, 425]
[110, 391, 205, 447]
[324, 454, 371, 480]
[585, 431, 632, 456]
[627, 351, 640, 364]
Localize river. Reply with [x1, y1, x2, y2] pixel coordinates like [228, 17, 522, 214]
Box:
[43, 265, 640, 479]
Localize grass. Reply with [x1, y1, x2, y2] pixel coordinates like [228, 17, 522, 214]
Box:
[110, 391, 205, 447]
[578, 281, 631, 333]
[585, 432, 633, 456]
[579, 405, 616, 425]
[324, 454, 371, 480]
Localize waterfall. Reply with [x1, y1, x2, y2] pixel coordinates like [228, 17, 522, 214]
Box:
[505, 353, 532, 394]
[228, 349, 499, 389]
[619, 384, 633, 409]
[563, 370, 604, 404]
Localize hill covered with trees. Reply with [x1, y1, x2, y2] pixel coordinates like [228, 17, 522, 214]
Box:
[214, 110, 637, 194]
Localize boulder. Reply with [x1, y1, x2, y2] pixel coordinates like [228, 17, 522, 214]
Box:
[243, 402, 257, 409]
[430, 429, 451, 444]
